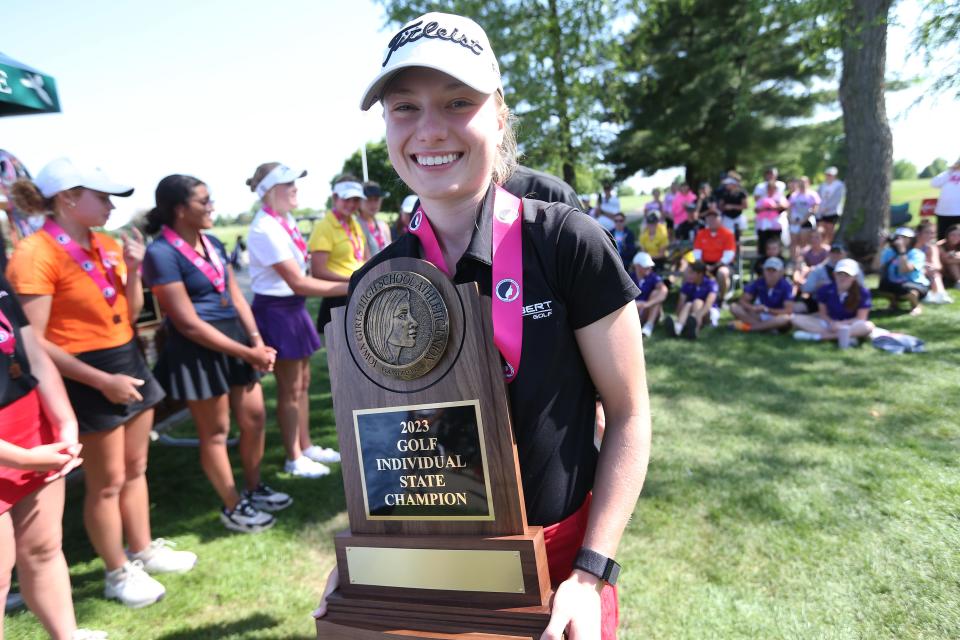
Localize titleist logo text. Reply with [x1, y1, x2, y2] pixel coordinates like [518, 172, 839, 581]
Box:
[383, 20, 484, 66]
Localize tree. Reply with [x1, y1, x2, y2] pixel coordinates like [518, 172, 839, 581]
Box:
[893, 159, 918, 180]
[919, 157, 948, 178]
[607, 0, 836, 188]
[914, 0, 960, 99]
[374, 0, 624, 190]
[339, 138, 406, 213]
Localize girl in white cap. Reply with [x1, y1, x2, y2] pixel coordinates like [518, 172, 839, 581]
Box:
[314, 13, 651, 640]
[791, 258, 875, 346]
[8, 159, 196, 608]
[245, 163, 346, 478]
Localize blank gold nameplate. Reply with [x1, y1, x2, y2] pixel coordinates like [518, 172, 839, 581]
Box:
[345, 547, 525, 593]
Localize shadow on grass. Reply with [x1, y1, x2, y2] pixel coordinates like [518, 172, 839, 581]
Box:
[153, 612, 291, 639]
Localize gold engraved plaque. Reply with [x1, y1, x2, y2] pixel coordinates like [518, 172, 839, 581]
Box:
[353, 271, 449, 380]
[344, 547, 525, 593]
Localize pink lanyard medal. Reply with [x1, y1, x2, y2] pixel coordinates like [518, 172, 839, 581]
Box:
[161, 226, 228, 305]
[333, 210, 364, 262]
[366, 218, 386, 251]
[42, 218, 122, 324]
[263, 206, 308, 262]
[409, 185, 524, 382]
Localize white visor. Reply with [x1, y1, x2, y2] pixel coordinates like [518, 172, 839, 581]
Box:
[333, 181, 365, 200]
[256, 165, 306, 199]
[35, 157, 133, 198]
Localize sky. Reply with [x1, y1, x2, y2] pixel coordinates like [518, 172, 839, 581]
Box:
[0, 0, 956, 227]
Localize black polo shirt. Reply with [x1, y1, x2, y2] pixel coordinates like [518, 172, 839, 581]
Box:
[502, 166, 582, 211]
[716, 186, 748, 218]
[350, 186, 639, 526]
[1, 272, 38, 409]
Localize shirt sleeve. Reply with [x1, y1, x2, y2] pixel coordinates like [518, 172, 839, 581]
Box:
[249, 217, 295, 266]
[743, 280, 758, 299]
[723, 230, 737, 253]
[0, 273, 29, 325]
[141, 241, 183, 287]
[816, 285, 831, 305]
[931, 171, 951, 188]
[555, 207, 640, 330]
[859, 286, 873, 309]
[308, 218, 335, 253]
[6, 237, 58, 296]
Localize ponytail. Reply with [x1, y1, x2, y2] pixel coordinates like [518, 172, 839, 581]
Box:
[10, 178, 53, 214]
[144, 174, 204, 236]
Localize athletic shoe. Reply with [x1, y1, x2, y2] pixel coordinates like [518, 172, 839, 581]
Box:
[220, 498, 276, 533]
[793, 330, 821, 341]
[664, 315, 677, 338]
[730, 320, 751, 332]
[709, 307, 721, 327]
[681, 316, 699, 340]
[104, 560, 165, 609]
[641, 324, 654, 338]
[943, 292, 956, 304]
[127, 538, 197, 575]
[73, 630, 108, 640]
[284, 456, 331, 478]
[242, 483, 293, 512]
[302, 445, 341, 464]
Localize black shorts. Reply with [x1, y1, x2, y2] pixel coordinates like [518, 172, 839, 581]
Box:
[878, 278, 930, 299]
[153, 317, 260, 402]
[818, 214, 840, 225]
[65, 340, 166, 434]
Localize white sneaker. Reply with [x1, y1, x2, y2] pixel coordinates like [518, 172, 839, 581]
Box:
[284, 456, 331, 478]
[641, 324, 653, 338]
[73, 630, 108, 640]
[709, 307, 721, 327]
[793, 330, 821, 341]
[127, 538, 197, 575]
[221, 498, 276, 533]
[104, 560, 165, 609]
[302, 445, 341, 464]
[943, 292, 956, 304]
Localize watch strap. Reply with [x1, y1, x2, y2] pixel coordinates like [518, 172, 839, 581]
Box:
[573, 547, 621, 586]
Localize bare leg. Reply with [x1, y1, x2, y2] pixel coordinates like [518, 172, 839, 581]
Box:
[676, 301, 694, 326]
[78, 426, 128, 571]
[273, 358, 306, 461]
[12, 480, 76, 640]
[297, 360, 314, 452]
[230, 382, 266, 492]
[120, 409, 154, 555]
[729, 302, 759, 324]
[188, 394, 240, 510]
[750, 315, 793, 331]
[716, 267, 731, 300]
[847, 319, 876, 338]
[791, 314, 827, 336]
[0, 511, 14, 639]
[690, 299, 707, 328]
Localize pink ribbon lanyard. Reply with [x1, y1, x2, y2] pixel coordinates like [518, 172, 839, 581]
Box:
[42, 219, 119, 307]
[263, 206, 308, 261]
[0, 306, 15, 355]
[409, 186, 523, 382]
[333, 210, 364, 262]
[161, 226, 226, 294]
[367, 218, 386, 251]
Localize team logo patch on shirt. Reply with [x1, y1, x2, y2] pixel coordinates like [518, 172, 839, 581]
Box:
[82, 260, 94, 271]
[494, 204, 518, 224]
[103, 287, 116, 299]
[409, 211, 423, 231]
[0, 330, 10, 344]
[502, 361, 515, 379]
[495, 278, 520, 303]
[56, 233, 70, 244]
[521, 300, 553, 319]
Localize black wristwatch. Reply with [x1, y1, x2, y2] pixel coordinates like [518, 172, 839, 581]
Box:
[573, 548, 621, 586]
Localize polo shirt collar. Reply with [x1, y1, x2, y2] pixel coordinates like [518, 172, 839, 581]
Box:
[458, 184, 496, 268]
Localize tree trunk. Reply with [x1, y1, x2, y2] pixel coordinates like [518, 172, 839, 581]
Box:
[547, 0, 577, 190]
[837, 0, 894, 264]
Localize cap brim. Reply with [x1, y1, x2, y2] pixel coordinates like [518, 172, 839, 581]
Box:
[360, 61, 500, 111]
[84, 181, 134, 197]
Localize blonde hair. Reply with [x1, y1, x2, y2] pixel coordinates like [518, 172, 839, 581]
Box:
[492, 92, 518, 185]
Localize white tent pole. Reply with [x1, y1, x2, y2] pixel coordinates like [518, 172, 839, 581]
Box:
[360, 143, 369, 182]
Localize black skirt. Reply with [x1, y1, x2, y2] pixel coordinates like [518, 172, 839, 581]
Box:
[66, 339, 166, 434]
[153, 317, 260, 402]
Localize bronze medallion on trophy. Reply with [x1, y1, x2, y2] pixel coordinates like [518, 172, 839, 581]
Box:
[317, 257, 552, 640]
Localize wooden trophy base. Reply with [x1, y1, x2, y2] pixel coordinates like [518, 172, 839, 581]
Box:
[316, 592, 551, 639]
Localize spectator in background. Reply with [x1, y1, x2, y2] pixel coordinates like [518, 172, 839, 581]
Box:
[612, 213, 637, 269]
[797, 242, 863, 313]
[730, 257, 794, 332]
[665, 261, 719, 339]
[754, 181, 788, 252]
[878, 227, 930, 315]
[716, 176, 749, 239]
[395, 194, 418, 238]
[787, 176, 820, 261]
[793, 259, 875, 347]
[817, 166, 845, 244]
[693, 209, 736, 301]
[794, 228, 829, 289]
[667, 202, 702, 274]
[631, 252, 668, 338]
[644, 188, 664, 215]
[229, 234, 248, 270]
[663, 183, 678, 223]
[637, 212, 667, 270]
[358, 181, 392, 258]
[671, 182, 697, 230]
[915, 220, 953, 304]
[578, 193, 592, 213]
[753, 167, 786, 200]
[593, 182, 619, 231]
[752, 236, 786, 280]
[938, 224, 960, 287]
[931, 159, 960, 239]
[696, 182, 715, 216]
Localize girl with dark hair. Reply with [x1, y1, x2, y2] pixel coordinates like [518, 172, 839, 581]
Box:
[792, 258, 875, 346]
[915, 220, 952, 304]
[7, 158, 194, 609]
[938, 224, 960, 287]
[245, 163, 347, 478]
[313, 13, 651, 639]
[142, 175, 288, 533]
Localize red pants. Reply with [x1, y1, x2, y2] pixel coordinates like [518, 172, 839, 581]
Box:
[0, 390, 55, 515]
[542, 494, 619, 639]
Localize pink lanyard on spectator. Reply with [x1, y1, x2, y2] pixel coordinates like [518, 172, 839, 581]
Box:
[408, 185, 523, 382]
[263, 206, 308, 261]
[161, 226, 227, 297]
[0, 306, 15, 356]
[332, 210, 364, 261]
[365, 218, 386, 251]
[42, 218, 119, 308]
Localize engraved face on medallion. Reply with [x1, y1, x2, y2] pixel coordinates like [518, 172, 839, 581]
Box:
[353, 271, 449, 380]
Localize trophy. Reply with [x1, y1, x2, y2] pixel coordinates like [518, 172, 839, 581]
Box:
[316, 257, 552, 639]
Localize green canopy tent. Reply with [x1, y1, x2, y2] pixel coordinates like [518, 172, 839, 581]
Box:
[0, 52, 61, 116]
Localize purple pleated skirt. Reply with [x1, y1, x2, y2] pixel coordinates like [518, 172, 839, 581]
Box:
[251, 294, 321, 361]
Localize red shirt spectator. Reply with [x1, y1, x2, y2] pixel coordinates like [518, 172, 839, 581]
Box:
[693, 225, 736, 264]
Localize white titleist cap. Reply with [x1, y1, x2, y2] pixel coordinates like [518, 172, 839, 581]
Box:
[35, 157, 133, 198]
[400, 194, 419, 214]
[333, 181, 365, 200]
[256, 165, 306, 199]
[834, 258, 860, 276]
[632, 252, 655, 268]
[360, 12, 502, 111]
